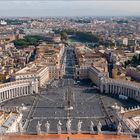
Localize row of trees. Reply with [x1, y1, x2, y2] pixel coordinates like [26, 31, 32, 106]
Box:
[59, 29, 100, 43]
[13, 35, 43, 48]
[60, 32, 68, 41]
[58, 29, 115, 47]
[125, 54, 140, 67]
[75, 31, 99, 43]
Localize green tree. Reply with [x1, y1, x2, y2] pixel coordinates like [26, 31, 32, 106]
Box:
[61, 32, 68, 41]
[13, 35, 43, 49]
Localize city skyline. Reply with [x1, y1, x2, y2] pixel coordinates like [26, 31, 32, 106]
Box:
[0, 5, 140, 138]
[0, 1, 140, 17]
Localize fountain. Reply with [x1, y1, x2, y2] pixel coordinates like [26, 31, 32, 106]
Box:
[21, 103, 27, 110]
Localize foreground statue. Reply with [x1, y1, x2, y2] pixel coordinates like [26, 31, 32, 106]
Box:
[66, 119, 72, 134]
[77, 120, 82, 134]
[16, 109, 23, 133]
[90, 121, 94, 134]
[97, 121, 102, 134]
[36, 121, 42, 134]
[57, 120, 62, 134]
[117, 122, 122, 134]
[45, 121, 50, 134]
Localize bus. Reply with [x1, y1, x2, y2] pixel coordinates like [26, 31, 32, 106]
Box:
[119, 95, 128, 100]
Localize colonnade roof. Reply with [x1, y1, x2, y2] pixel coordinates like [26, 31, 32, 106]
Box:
[0, 80, 31, 89]
[103, 78, 140, 89]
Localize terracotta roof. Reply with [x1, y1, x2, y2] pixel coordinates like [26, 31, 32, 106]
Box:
[1, 134, 134, 140]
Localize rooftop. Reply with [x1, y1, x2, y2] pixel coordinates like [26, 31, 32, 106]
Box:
[15, 62, 46, 75]
[0, 112, 18, 133]
[0, 134, 134, 140]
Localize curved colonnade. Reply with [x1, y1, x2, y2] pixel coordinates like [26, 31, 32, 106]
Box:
[0, 79, 38, 103]
[75, 66, 140, 102]
[100, 78, 140, 102]
[0, 66, 140, 103]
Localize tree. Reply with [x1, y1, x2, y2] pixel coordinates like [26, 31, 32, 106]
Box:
[0, 73, 5, 82]
[13, 35, 43, 49]
[124, 55, 140, 67]
[60, 32, 68, 41]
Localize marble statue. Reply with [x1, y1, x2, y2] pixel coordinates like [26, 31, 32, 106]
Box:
[45, 121, 50, 134]
[97, 121, 102, 134]
[36, 121, 42, 134]
[19, 121, 23, 133]
[90, 121, 94, 134]
[57, 120, 62, 134]
[66, 119, 72, 134]
[16, 109, 23, 133]
[117, 122, 122, 134]
[77, 120, 82, 134]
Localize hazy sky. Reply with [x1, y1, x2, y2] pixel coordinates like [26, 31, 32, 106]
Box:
[0, 1, 140, 17]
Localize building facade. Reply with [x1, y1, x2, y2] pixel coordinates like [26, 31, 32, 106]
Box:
[12, 63, 50, 87]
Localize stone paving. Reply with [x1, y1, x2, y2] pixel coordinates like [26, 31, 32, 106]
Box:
[2, 79, 140, 134]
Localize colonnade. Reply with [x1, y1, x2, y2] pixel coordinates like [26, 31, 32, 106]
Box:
[75, 66, 140, 102]
[100, 78, 140, 101]
[0, 79, 38, 103]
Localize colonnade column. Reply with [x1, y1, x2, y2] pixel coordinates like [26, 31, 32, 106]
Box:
[2, 92, 5, 100]
[7, 89, 10, 99]
[0, 92, 2, 101]
[23, 87, 26, 95]
[26, 86, 28, 94]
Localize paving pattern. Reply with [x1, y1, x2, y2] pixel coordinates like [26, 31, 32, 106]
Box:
[1, 47, 140, 134]
[1, 79, 140, 134]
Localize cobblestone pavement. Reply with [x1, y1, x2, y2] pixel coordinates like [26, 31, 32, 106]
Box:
[1, 79, 140, 133]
